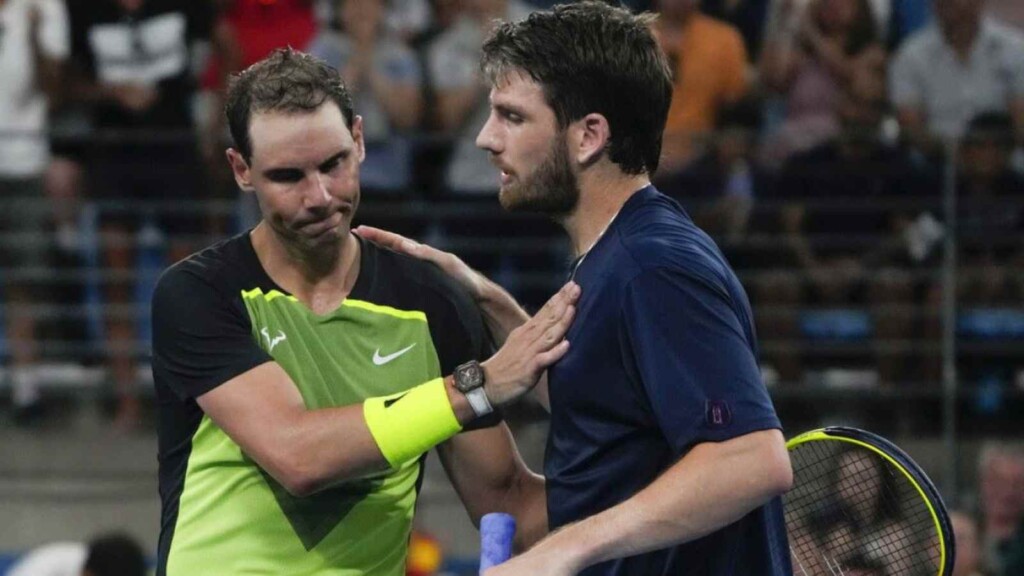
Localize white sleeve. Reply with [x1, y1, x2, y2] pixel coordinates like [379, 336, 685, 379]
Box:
[36, 0, 71, 60]
[889, 41, 923, 108]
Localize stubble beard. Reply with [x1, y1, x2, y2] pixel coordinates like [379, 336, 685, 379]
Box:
[498, 134, 579, 219]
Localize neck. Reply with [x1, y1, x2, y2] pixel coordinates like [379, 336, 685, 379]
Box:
[945, 19, 981, 57]
[251, 222, 361, 303]
[562, 166, 650, 257]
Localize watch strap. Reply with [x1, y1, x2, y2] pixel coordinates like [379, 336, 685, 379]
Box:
[464, 386, 494, 418]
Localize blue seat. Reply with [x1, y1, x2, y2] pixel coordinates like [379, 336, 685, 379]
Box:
[957, 308, 1024, 340]
[799, 309, 873, 340]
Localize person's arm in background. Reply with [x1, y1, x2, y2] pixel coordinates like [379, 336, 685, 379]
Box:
[366, 44, 423, 130]
[426, 30, 489, 131]
[486, 268, 793, 576]
[719, 25, 750, 107]
[889, 39, 939, 154]
[153, 267, 577, 497]
[200, 11, 244, 167]
[28, 0, 70, 105]
[757, 0, 801, 93]
[353, 225, 551, 408]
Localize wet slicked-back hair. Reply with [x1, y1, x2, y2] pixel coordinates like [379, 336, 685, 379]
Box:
[480, 1, 673, 175]
[226, 48, 354, 162]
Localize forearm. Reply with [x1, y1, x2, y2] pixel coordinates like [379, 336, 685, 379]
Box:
[538, 430, 792, 573]
[203, 364, 480, 496]
[507, 470, 548, 550]
[267, 403, 391, 494]
[437, 86, 485, 130]
[477, 277, 531, 345]
[371, 77, 422, 130]
[440, 425, 549, 550]
[32, 54, 63, 102]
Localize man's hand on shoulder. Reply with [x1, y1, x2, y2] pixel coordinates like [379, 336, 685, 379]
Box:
[354, 225, 490, 300]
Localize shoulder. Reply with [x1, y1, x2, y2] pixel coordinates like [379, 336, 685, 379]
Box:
[365, 241, 479, 317]
[983, 18, 1024, 51]
[155, 234, 253, 304]
[695, 13, 744, 43]
[894, 25, 941, 62]
[616, 193, 732, 291]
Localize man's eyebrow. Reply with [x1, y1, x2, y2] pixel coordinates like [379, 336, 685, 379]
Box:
[261, 148, 348, 177]
[493, 103, 527, 117]
[317, 150, 348, 170]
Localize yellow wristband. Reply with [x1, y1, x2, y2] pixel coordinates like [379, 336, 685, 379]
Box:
[363, 378, 463, 468]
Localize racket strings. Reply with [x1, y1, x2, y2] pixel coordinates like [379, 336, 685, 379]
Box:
[785, 441, 941, 576]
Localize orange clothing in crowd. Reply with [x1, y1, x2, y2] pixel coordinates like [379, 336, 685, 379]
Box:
[659, 13, 749, 169]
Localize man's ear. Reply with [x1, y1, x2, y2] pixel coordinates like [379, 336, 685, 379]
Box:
[226, 148, 254, 193]
[351, 115, 366, 163]
[571, 113, 611, 168]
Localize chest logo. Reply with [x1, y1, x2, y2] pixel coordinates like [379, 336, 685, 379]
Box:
[261, 327, 287, 352]
[372, 344, 416, 366]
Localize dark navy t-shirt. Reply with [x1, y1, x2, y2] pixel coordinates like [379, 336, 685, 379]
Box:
[545, 186, 790, 576]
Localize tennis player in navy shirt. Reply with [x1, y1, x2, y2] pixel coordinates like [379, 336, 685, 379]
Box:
[357, 2, 793, 574]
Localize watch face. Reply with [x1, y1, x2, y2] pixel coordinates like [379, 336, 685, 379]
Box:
[456, 362, 483, 391]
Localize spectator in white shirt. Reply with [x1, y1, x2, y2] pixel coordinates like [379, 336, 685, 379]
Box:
[890, 0, 1024, 154]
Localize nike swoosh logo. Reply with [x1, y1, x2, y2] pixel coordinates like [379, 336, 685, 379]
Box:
[372, 344, 416, 366]
[384, 392, 410, 408]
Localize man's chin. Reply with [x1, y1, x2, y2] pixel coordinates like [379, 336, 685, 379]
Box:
[499, 186, 541, 213]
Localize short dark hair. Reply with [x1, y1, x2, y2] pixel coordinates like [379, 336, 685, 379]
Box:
[480, 1, 673, 175]
[226, 48, 354, 162]
[83, 533, 146, 576]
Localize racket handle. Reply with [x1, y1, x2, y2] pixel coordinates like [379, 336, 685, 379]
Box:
[480, 512, 516, 573]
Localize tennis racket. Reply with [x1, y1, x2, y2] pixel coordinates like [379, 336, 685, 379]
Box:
[785, 426, 954, 576]
[479, 512, 516, 573]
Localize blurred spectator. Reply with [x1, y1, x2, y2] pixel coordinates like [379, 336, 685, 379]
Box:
[975, 442, 1024, 574]
[658, 98, 765, 244]
[406, 530, 443, 576]
[309, 0, 424, 191]
[950, 509, 984, 576]
[1003, 516, 1024, 576]
[66, 0, 229, 428]
[427, 0, 531, 193]
[833, 449, 900, 532]
[316, 0, 432, 42]
[654, 0, 750, 173]
[202, 0, 314, 88]
[773, 92, 926, 384]
[701, 0, 771, 60]
[760, 0, 893, 62]
[0, 0, 69, 422]
[922, 112, 1024, 384]
[7, 532, 147, 576]
[950, 112, 1022, 303]
[759, 0, 887, 169]
[890, 0, 1024, 156]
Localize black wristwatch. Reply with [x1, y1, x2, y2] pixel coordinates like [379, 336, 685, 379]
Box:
[453, 360, 494, 417]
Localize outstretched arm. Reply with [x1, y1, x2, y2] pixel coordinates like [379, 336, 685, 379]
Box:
[484, 429, 792, 576]
[155, 260, 576, 497]
[354, 225, 552, 408]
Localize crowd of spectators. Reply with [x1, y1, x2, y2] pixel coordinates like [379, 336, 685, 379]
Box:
[1, 0, 1023, 428]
